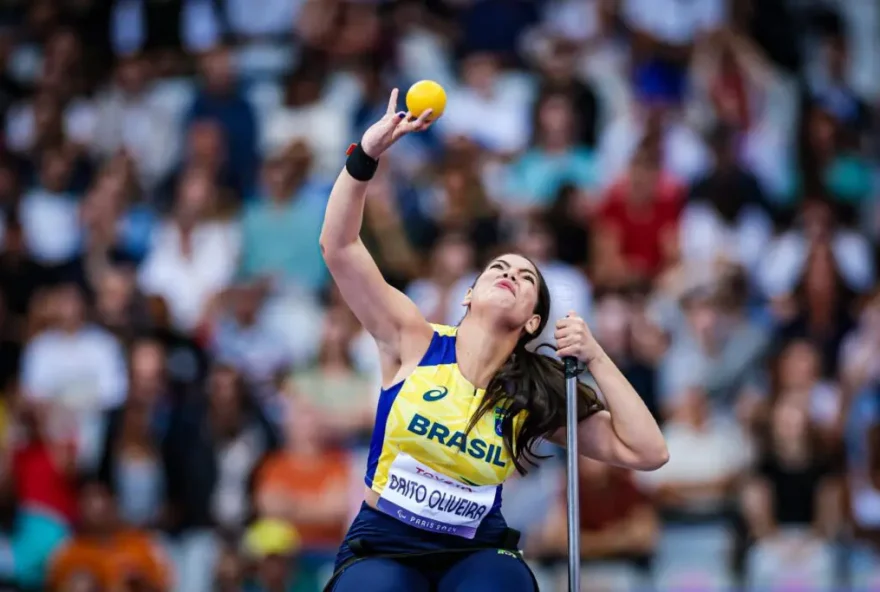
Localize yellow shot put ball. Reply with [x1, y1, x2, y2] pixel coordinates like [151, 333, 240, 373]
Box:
[406, 80, 447, 121]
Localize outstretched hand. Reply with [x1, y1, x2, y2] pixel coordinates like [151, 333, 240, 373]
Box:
[360, 88, 433, 159]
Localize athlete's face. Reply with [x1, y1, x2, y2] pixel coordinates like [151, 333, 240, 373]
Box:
[463, 254, 543, 336]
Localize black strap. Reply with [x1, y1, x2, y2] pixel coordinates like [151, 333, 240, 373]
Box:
[344, 142, 379, 181]
[502, 528, 521, 550]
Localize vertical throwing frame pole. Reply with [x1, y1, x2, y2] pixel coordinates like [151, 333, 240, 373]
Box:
[563, 356, 583, 592]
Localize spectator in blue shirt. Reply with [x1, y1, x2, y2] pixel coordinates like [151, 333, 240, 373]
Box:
[186, 46, 259, 201]
[503, 91, 597, 214]
[239, 142, 329, 295]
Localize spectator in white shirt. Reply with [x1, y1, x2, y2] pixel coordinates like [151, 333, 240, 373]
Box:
[680, 125, 775, 276]
[438, 52, 532, 155]
[757, 197, 874, 300]
[138, 167, 240, 332]
[20, 282, 129, 469]
[597, 100, 711, 189]
[90, 54, 179, 193]
[637, 387, 753, 516]
[261, 59, 348, 180]
[209, 280, 292, 400]
[19, 146, 82, 265]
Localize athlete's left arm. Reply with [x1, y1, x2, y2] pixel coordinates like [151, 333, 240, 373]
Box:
[552, 313, 669, 471]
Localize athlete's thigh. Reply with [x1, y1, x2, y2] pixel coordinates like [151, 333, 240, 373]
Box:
[332, 557, 431, 592]
[438, 549, 538, 592]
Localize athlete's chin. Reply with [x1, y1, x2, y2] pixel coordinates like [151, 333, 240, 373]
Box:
[471, 297, 530, 327]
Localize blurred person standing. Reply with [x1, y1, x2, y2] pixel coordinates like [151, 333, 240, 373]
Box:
[637, 388, 753, 590]
[47, 478, 171, 592]
[592, 139, 684, 288]
[239, 145, 330, 295]
[254, 397, 354, 577]
[680, 125, 775, 277]
[502, 91, 598, 215]
[689, 28, 801, 200]
[762, 198, 866, 376]
[0, 399, 77, 591]
[658, 275, 769, 413]
[420, 154, 502, 260]
[261, 57, 349, 180]
[93, 265, 153, 345]
[621, 0, 727, 96]
[285, 304, 375, 441]
[768, 339, 843, 446]
[405, 232, 477, 326]
[186, 45, 259, 199]
[89, 54, 178, 193]
[799, 100, 875, 223]
[79, 155, 158, 268]
[6, 29, 97, 159]
[759, 195, 874, 304]
[530, 37, 600, 148]
[19, 146, 82, 266]
[208, 280, 292, 402]
[163, 364, 278, 592]
[137, 168, 240, 332]
[530, 457, 658, 591]
[741, 400, 840, 590]
[595, 45, 711, 189]
[160, 119, 243, 211]
[98, 337, 174, 530]
[439, 52, 531, 156]
[20, 282, 128, 470]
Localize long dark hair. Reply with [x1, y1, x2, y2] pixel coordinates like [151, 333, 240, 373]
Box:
[465, 257, 605, 474]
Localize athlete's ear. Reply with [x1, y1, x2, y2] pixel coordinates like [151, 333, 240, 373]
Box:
[462, 288, 473, 307]
[524, 314, 541, 336]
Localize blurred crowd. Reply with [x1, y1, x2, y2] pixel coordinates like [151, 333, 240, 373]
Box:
[0, 0, 878, 591]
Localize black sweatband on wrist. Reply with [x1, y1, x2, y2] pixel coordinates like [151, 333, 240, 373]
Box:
[345, 142, 379, 182]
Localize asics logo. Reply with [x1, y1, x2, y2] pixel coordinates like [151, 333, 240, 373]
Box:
[422, 387, 449, 402]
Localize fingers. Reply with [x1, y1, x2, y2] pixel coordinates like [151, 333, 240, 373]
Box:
[386, 88, 399, 115]
[400, 109, 434, 133]
[412, 108, 434, 129]
[555, 334, 580, 350]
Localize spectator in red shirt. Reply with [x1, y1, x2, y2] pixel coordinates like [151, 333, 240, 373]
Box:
[0, 400, 76, 590]
[592, 139, 685, 287]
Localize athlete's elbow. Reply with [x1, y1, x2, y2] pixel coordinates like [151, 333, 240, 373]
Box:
[319, 234, 347, 264]
[635, 444, 669, 471]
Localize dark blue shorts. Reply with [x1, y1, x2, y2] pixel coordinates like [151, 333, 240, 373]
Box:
[330, 503, 537, 591]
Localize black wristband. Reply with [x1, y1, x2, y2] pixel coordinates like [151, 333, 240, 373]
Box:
[345, 142, 379, 182]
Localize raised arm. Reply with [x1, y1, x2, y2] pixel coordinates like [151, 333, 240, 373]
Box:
[319, 90, 435, 385]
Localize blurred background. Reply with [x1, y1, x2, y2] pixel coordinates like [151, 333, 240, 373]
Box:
[0, 0, 877, 590]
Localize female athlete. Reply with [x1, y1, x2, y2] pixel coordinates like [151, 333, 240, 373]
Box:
[320, 90, 668, 591]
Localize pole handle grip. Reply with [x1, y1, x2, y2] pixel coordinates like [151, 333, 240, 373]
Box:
[563, 356, 585, 379]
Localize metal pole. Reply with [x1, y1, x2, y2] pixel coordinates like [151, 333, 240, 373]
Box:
[563, 356, 582, 592]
